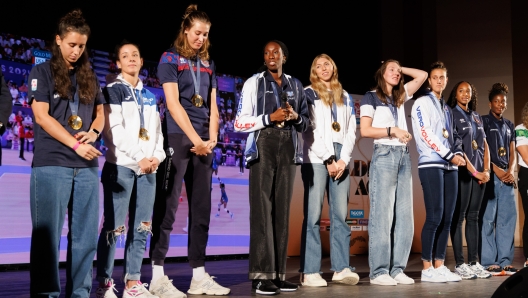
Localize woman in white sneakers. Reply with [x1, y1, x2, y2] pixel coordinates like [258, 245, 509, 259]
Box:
[411, 62, 464, 283]
[299, 54, 359, 287]
[360, 60, 427, 286]
[95, 41, 165, 298]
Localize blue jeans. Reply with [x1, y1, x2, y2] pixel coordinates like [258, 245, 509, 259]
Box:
[30, 166, 99, 298]
[97, 162, 156, 283]
[480, 173, 516, 267]
[300, 143, 353, 274]
[368, 144, 413, 279]
[419, 168, 458, 261]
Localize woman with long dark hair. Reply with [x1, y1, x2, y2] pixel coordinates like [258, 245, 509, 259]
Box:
[95, 41, 165, 298]
[28, 9, 104, 297]
[234, 40, 309, 295]
[299, 54, 359, 287]
[411, 61, 464, 283]
[515, 102, 528, 270]
[360, 60, 427, 286]
[148, 4, 230, 297]
[447, 81, 492, 279]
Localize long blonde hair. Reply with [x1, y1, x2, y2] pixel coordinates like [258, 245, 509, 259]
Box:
[309, 54, 344, 106]
[522, 102, 528, 129]
[174, 4, 211, 60]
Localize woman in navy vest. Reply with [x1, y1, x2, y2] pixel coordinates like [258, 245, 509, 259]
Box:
[148, 4, 230, 297]
[447, 81, 492, 279]
[28, 9, 104, 297]
[234, 40, 309, 295]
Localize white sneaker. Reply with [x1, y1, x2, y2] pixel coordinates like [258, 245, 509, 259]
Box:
[470, 262, 492, 279]
[332, 268, 359, 285]
[150, 275, 187, 298]
[421, 267, 447, 283]
[435, 265, 461, 282]
[370, 274, 397, 286]
[96, 281, 118, 298]
[123, 282, 159, 298]
[301, 273, 327, 287]
[187, 273, 230, 295]
[393, 272, 414, 284]
[454, 263, 477, 280]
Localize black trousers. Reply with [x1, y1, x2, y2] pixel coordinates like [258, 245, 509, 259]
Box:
[150, 133, 213, 268]
[19, 137, 24, 158]
[451, 168, 486, 265]
[248, 128, 296, 281]
[518, 166, 528, 259]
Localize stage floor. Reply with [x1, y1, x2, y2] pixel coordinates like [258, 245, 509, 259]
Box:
[2, 248, 526, 297]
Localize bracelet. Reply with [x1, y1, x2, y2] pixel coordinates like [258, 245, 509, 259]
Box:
[472, 170, 478, 177]
[387, 127, 391, 137]
[72, 141, 81, 151]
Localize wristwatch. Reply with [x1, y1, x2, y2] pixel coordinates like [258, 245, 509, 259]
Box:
[89, 128, 100, 137]
[324, 155, 336, 165]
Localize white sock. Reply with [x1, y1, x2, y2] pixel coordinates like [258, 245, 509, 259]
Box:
[193, 266, 206, 281]
[152, 263, 164, 284]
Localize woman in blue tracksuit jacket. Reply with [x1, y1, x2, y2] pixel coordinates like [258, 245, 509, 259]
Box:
[411, 61, 464, 283]
[234, 40, 309, 295]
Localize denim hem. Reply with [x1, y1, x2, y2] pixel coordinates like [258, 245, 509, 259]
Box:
[331, 266, 355, 273]
[124, 273, 141, 282]
[390, 268, 403, 278]
[369, 271, 389, 279]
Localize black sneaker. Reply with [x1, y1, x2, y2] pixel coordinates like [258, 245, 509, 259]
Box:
[503, 266, 519, 276]
[486, 265, 505, 276]
[252, 280, 280, 295]
[272, 279, 298, 292]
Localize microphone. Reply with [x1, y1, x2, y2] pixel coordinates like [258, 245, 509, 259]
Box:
[280, 92, 288, 109]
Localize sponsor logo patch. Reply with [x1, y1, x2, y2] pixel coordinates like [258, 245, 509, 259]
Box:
[350, 226, 362, 231]
[31, 79, 37, 91]
[349, 210, 364, 218]
[359, 219, 369, 225]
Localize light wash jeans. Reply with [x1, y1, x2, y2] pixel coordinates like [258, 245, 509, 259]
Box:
[480, 173, 516, 267]
[300, 143, 354, 274]
[368, 144, 413, 279]
[97, 162, 156, 283]
[30, 166, 99, 298]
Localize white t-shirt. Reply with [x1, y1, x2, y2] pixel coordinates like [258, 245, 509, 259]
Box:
[360, 87, 411, 146]
[515, 123, 528, 168]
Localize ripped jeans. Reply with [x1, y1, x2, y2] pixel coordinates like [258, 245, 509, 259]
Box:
[96, 162, 156, 284]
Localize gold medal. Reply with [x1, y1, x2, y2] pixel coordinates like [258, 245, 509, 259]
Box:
[472, 140, 478, 150]
[139, 128, 150, 141]
[275, 121, 284, 128]
[332, 122, 341, 132]
[191, 94, 203, 107]
[442, 128, 449, 138]
[498, 147, 506, 157]
[68, 115, 83, 130]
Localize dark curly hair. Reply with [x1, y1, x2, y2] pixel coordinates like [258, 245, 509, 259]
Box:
[446, 81, 478, 111]
[488, 82, 508, 102]
[49, 9, 97, 104]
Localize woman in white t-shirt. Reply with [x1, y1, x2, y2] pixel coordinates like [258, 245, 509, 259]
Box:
[514, 102, 528, 269]
[359, 60, 427, 286]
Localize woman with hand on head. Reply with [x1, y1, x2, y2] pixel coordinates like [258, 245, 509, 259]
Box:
[411, 62, 464, 283]
[480, 83, 518, 275]
[234, 40, 309, 295]
[95, 41, 166, 298]
[148, 4, 230, 297]
[515, 102, 528, 270]
[360, 60, 427, 286]
[447, 81, 492, 279]
[28, 9, 104, 297]
[299, 54, 359, 287]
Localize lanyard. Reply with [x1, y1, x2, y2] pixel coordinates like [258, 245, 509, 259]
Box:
[456, 105, 477, 141]
[331, 101, 338, 123]
[270, 81, 281, 109]
[427, 93, 449, 132]
[491, 119, 506, 150]
[131, 88, 145, 129]
[187, 57, 201, 96]
[386, 97, 398, 127]
[69, 84, 80, 117]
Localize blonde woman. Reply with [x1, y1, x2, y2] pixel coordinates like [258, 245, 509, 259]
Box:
[299, 54, 359, 287]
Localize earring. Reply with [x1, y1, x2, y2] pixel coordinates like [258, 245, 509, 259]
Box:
[263, 61, 266, 65]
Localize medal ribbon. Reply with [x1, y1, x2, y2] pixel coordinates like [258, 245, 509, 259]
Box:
[187, 57, 201, 98]
[331, 101, 338, 125]
[270, 81, 281, 110]
[387, 96, 398, 127]
[427, 93, 449, 132]
[132, 88, 145, 131]
[69, 84, 80, 119]
[492, 120, 506, 156]
[456, 105, 477, 143]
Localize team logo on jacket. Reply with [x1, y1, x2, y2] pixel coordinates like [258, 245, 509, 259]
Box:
[472, 113, 481, 125]
[201, 59, 210, 67]
[286, 91, 294, 101]
[179, 57, 187, 64]
[31, 79, 37, 91]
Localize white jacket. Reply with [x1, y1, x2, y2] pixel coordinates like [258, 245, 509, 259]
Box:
[102, 74, 165, 174]
[303, 87, 357, 167]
